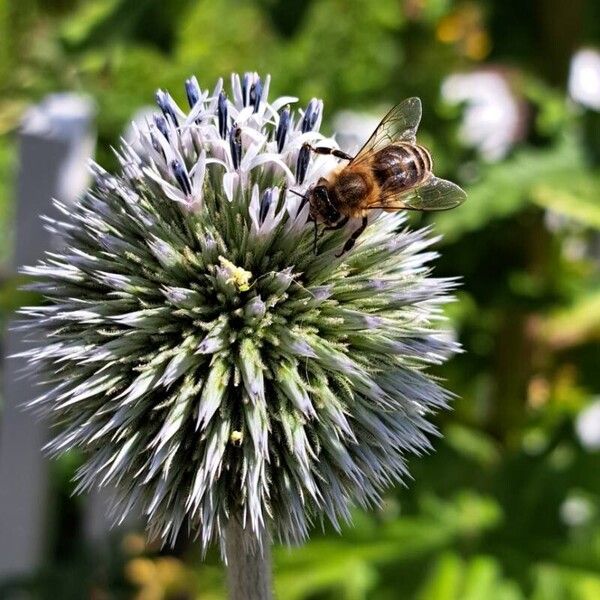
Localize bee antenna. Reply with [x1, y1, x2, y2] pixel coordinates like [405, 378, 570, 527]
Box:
[289, 188, 307, 199]
[290, 188, 310, 218]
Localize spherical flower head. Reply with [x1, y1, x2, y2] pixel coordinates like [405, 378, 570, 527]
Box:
[23, 73, 460, 551]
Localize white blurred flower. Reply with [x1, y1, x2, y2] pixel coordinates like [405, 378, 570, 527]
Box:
[442, 69, 523, 161]
[568, 48, 600, 111]
[576, 399, 600, 451]
[23, 93, 96, 203]
[332, 110, 381, 154]
[560, 492, 595, 526]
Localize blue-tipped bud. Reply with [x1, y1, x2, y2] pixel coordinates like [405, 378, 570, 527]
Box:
[229, 127, 242, 170]
[296, 144, 311, 184]
[185, 77, 201, 108]
[170, 159, 192, 196]
[155, 89, 179, 126]
[154, 114, 169, 139]
[301, 98, 321, 133]
[276, 106, 290, 152]
[242, 72, 253, 106]
[218, 91, 228, 139]
[250, 78, 262, 113]
[259, 188, 276, 224]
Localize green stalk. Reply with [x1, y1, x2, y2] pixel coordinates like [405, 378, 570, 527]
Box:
[226, 518, 273, 600]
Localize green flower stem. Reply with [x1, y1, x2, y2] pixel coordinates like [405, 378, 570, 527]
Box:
[226, 518, 273, 600]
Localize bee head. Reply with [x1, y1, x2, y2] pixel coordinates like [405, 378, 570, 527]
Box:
[308, 180, 341, 226]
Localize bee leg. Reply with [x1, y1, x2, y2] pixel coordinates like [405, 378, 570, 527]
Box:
[304, 143, 353, 161]
[336, 215, 368, 257]
[318, 215, 349, 240]
[313, 219, 319, 254]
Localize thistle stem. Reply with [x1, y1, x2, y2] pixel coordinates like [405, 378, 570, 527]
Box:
[225, 518, 273, 600]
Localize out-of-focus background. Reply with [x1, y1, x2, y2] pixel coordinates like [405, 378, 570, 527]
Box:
[0, 1, 599, 598]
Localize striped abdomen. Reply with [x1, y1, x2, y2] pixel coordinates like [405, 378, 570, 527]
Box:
[372, 143, 432, 191]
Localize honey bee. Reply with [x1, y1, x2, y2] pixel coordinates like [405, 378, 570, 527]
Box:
[299, 97, 466, 256]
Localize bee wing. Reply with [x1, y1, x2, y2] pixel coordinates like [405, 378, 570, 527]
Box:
[368, 176, 467, 212]
[351, 98, 422, 166]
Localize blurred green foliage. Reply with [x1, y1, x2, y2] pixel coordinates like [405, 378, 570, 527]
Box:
[0, 1, 599, 599]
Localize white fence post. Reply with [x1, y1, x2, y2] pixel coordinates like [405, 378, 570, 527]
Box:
[0, 94, 95, 580]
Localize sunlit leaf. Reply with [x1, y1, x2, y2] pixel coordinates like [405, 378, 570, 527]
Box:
[531, 178, 600, 230]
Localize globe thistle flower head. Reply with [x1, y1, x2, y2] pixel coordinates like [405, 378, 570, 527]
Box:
[22, 73, 460, 551]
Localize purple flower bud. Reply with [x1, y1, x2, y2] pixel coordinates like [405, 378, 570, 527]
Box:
[301, 98, 321, 133]
[218, 91, 228, 139]
[155, 89, 179, 126]
[259, 188, 277, 224]
[296, 144, 310, 184]
[229, 127, 242, 170]
[185, 77, 201, 108]
[276, 106, 290, 152]
[170, 159, 192, 196]
[250, 78, 262, 113]
[242, 72, 252, 106]
[154, 114, 169, 139]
